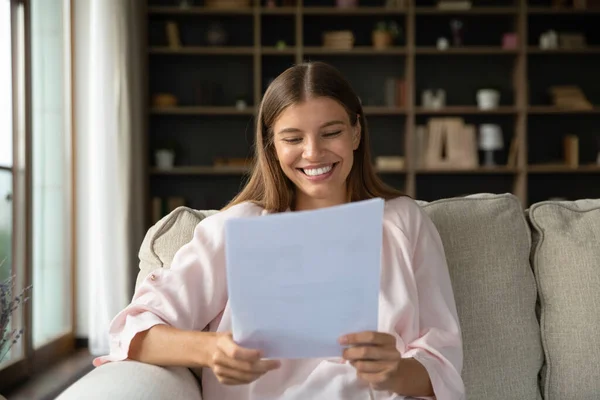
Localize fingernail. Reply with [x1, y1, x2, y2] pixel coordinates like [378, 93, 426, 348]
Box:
[338, 336, 347, 345]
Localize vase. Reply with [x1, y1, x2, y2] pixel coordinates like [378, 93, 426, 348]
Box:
[477, 89, 500, 110]
[155, 149, 175, 170]
[372, 31, 392, 49]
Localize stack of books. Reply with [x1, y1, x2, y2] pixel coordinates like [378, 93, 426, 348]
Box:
[549, 86, 593, 110]
[322, 31, 355, 50]
[437, 0, 471, 10]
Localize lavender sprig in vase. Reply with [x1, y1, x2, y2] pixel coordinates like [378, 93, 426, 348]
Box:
[1, 257, 32, 366]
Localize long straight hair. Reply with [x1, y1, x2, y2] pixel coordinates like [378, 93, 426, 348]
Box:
[224, 61, 405, 213]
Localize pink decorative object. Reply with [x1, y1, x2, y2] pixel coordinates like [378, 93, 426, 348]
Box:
[503, 33, 518, 49]
[336, 0, 358, 7]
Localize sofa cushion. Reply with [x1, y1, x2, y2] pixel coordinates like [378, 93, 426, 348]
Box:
[417, 193, 543, 400]
[527, 199, 600, 400]
[136, 206, 217, 289]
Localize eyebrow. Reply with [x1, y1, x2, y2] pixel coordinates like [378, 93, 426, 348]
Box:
[277, 120, 345, 135]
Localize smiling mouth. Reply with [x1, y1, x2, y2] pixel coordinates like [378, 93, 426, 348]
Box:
[299, 163, 338, 177]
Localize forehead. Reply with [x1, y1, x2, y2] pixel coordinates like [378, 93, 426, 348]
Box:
[274, 97, 349, 130]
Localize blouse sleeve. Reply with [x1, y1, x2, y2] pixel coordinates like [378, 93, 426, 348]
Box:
[399, 200, 465, 400]
[93, 212, 233, 367]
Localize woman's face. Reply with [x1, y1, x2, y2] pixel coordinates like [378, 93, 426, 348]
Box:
[272, 96, 361, 211]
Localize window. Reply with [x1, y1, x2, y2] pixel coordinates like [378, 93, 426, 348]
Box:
[0, 0, 74, 391]
[1, 0, 22, 370]
[31, 0, 72, 349]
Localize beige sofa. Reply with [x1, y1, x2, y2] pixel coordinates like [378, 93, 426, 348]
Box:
[58, 193, 600, 400]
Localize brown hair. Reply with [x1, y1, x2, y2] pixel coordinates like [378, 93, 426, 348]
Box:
[224, 61, 405, 213]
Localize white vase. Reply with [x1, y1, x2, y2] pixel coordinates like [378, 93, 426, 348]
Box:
[477, 89, 500, 110]
[155, 149, 175, 170]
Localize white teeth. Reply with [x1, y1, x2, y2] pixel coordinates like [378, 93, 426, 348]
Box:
[303, 165, 333, 176]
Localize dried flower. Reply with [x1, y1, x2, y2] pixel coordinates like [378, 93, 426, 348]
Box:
[1, 257, 32, 362]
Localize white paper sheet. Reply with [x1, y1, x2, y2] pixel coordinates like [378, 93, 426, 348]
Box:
[224, 198, 385, 359]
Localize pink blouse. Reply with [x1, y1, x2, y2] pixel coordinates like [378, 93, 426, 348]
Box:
[94, 197, 465, 400]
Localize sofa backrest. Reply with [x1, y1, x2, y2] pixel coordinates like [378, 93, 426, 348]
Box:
[527, 199, 600, 400]
[417, 193, 543, 400]
[137, 206, 217, 288]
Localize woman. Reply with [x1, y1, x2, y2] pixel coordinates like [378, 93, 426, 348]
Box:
[94, 61, 465, 399]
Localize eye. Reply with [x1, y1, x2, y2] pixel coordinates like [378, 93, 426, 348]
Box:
[282, 137, 301, 144]
[323, 130, 342, 138]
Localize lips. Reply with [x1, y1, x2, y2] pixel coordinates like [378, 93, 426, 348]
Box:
[299, 163, 338, 177]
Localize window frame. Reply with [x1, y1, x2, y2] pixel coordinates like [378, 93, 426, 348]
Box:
[0, 0, 76, 392]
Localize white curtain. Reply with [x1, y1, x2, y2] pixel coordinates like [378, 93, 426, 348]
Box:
[75, 0, 145, 355]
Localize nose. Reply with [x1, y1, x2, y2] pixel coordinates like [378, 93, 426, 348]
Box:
[302, 136, 325, 161]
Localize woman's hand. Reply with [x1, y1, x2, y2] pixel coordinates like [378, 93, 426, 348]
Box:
[210, 332, 281, 385]
[339, 331, 404, 392]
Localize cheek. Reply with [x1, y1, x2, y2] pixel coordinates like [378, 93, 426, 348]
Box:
[274, 145, 299, 168]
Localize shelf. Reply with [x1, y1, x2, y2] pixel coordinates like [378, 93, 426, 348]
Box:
[416, 167, 519, 174]
[150, 107, 255, 116]
[144, 2, 600, 210]
[261, 47, 296, 55]
[527, 7, 600, 15]
[528, 106, 600, 115]
[415, 7, 517, 15]
[527, 47, 600, 54]
[415, 47, 519, 55]
[147, 6, 253, 15]
[151, 166, 250, 176]
[149, 47, 255, 55]
[363, 106, 406, 116]
[260, 7, 296, 15]
[528, 165, 600, 174]
[302, 6, 406, 15]
[303, 46, 406, 55]
[415, 106, 518, 115]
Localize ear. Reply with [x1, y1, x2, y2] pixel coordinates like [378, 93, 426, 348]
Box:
[352, 115, 362, 150]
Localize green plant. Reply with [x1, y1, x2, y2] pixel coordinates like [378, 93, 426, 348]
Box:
[373, 21, 403, 41]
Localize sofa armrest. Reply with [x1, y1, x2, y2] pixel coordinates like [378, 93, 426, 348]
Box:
[56, 361, 203, 400]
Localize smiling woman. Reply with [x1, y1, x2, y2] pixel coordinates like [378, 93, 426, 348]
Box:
[225, 61, 403, 213]
[79, 61, 465, 400]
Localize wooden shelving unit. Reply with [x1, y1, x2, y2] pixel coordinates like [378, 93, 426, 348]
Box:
[145, 0, 600, 222]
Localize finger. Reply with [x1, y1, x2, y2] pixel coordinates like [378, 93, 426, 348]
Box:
[255, 359, 282, 372]
[350, 360, 391, 374]
[343, 345, 400, 362]
[217, 334, 262, 362]
[213, 364, 261, 384]
[213, 351, 255, 373]
[213, 350, 281, 374]
[339, 331, 396, 346]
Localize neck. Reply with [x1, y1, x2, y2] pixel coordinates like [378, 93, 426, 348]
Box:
[293, 189, 348, 212]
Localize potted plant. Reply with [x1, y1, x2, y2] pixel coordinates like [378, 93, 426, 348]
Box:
[1, 258, 31, 400]
[372, 21, 402, 49]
